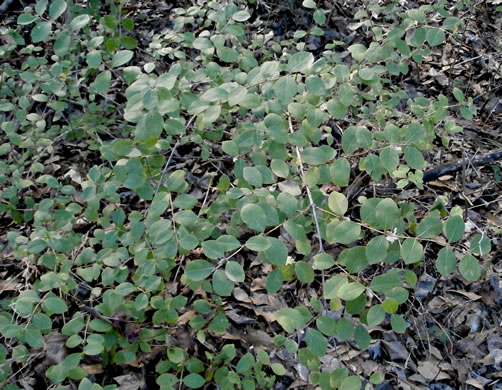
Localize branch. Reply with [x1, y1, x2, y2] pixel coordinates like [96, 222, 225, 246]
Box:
[287, 115, 324, 253]
[423, 150, 502, 182]
[0, 0, 15, 13]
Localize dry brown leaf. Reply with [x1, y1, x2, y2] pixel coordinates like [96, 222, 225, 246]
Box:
[177, 310, 196, 326]
[416, 360, 451, 381]
[82, 364, 104, 374]
[241, 328, 274, 349]
[447, 289, 482, 300]
[0, 278, 23, 292]
[114, 374, 145, 390]
[233, 287, 252, 303]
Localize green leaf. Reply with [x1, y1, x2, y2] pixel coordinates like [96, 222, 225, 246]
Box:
[338, 246, 368, 272]
[217, 235, 240, 251]
[337, 282, 365, 301]
[157, 373, 178, 387]
[404, 270, 418, 286]
[42, 296, 68, 314]
[401, 238, 423, 264]
[261, 238, 288, 266]
[426, 28, 445, 46]
[222, 140, 239, 156]
[370, 272, 401, 294]
[336, 317, 354, 341]
[354, 325, 370, 350]
[306, 76, 326, 96]
[471, 234, 491, 256]
[217, 47, 239, 63]
[69, 14, 90, 30]
[148, 192, 169, 218]
[409, 26, 426, 46]
[302, 0, 317, 9]
[23, 328, 44, 348]
[324, 274, 348, 299]
[243, 166, 263, 187]
[390, 314, 407, 333]
[46, 364, 67, 384]
[342, 126, 372, 154]
[301, 146, 336, 165]
[212, 270, 234, 296]
[274, 76, 298, 104]
[91, 71, 111, 93]
[185, 260, 214, 281]
[295, 262, 314, 283]
[271, 159, 289, 178]
[359, 67, 375, 81]
[271, 362, 286, 375]
[275, 308, 307, 333]
[112, 50, 134, 67]
[35, 0, 48, 15]
[375, 198, 399, 230]
[365, 236, 388, 264]
[339, 84, 354, 107]
[166, 170, 187, 192]
[444, 215, 464, 243]
[225, 261, 245, 283]
[305, 328, 328, 357]
[459, 254, 481, 282]
[417, 216, 443, 238]
[326, 220, 361, 244]
[367, 304, 385, 326]
[49, 0, 67, 20]
[436, 248, 457, 276]
[28, 239, 47, 254]
[31, 21, 52, 43]
[241, 204, 266, 232]
[232, 10, 251, 21]
[167, 347, 185, 364]
[245, 236, 270, 251]
[380, 147, 400, 173]
[183, 373, 205, 389]
[382, 298, 398, 313]
[327, 98, 348, 119]
[443, 16, 462, 31]
[385, 287, 409, 304]
[330, 158, 350, 186]
[328, 191, 348, 216]
[62, 317, 85, 336]
[54, 33, 71, 56]
[348, 43, 367, 61]
[17, 14, 39, 25]
[334, 64, 350, 82]
[86, 50, 102, 68]
[193, 37, 212, 50]
[313, 253, 334, 270]
[266, 269, 283, 294]
[201, 87, 228, 102]
[316, 316, 337, 336]
[287, 51, 314, 73]
[404, 146, 425, 169]
[202, 240, 224, 259]
[124, 172, 145, 190]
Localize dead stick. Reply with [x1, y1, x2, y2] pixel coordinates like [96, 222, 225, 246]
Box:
[423, 150, 502, 182]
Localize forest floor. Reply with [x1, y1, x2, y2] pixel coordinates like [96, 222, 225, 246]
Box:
[0, 0, 501, 389]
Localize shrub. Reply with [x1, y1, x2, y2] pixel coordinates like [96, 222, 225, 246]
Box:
[0, 0, 493, 388]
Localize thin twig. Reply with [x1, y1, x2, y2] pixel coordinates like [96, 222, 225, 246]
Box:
[287, 115, 326, 305]
[154, 140, 180, 195]
[287, 115, 324, 253]
[154, 116, 195, 196]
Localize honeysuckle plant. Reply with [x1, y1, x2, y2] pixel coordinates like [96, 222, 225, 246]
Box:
[0, 0, 493, 389]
